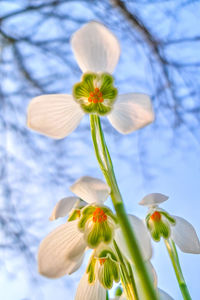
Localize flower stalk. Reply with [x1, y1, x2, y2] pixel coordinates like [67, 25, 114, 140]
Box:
[165, 239, 192, 300]
[90, 114, 158, 300]
[113, 240, 139, 300]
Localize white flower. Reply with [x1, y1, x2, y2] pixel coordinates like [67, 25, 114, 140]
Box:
[38, 176, 114, 278]
[75, 272, 106, 300]
[75, 215, 152, 300]
[27, 21, 154, 139]
[139, 193, 200, 254]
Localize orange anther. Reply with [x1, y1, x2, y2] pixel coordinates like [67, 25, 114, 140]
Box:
[93, 208, 107, 223]
[99, 258, 106, 265]
[95, 88, 99, 93]
[99, 98, 104, 103]
[150, 211, 161, 222]
[93, 98, 98, 103]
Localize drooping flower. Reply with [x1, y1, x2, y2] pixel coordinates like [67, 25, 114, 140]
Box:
[86, 244, 120, 290]
[75, 226, 151, 300]
[75, 216, 153, 300]
[75, 244, 120, 300]
[27, 21, 154, 139]
[38, 175, 117, 278]
[139, 193, 200, 254]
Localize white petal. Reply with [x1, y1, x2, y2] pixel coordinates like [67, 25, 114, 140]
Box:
[171, 216, 200, 254]
[68, 254, 85, 275]
[115, 215, 152, 262]
[70, 176, 110, 204]
[49, 196, 79, 221]
[38, 220, 86, 278]
[107, 93, 154, 134]
[27, 94, 84, 139]
[145, 261, 158, 287]
[139, 193, 169, 207]
[75, 273, 106, 300]
[158, 288, 174, 300]
[71, 21, 120, 73]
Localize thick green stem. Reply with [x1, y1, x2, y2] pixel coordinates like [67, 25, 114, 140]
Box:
[90, 114, 158, 300]
[165, 239, 192, 300]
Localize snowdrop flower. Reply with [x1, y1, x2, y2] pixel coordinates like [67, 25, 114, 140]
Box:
[27, 21, 154, 139]
[76, 244, 120, 300]
[38, 175, 117, 278]
[75, 217, 153, 300]
[139, 193, 200, 254]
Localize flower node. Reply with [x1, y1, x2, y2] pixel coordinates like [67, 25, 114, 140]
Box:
[93, 207, 107, 223]
[88, 88, 104, 104]
[99, 258, 106, 265]
[150, 211, 161, 222]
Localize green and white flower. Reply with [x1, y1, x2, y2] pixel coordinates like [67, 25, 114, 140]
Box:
[27, 21, 154, 139]
[75, 216, 153, 300]
[87, 244, 120, 289]
[140, 193, 200, 254]
[75, 244, 120, 300]
[38, 175, 117, 278]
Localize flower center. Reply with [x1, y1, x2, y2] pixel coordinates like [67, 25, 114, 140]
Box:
[88, 88, 104, 104]
[92, 207, 107, 223]
[150, 211, 161, 222]
[99, 258, 106, 265]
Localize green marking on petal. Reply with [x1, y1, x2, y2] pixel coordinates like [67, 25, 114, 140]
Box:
[68, 209, 81, 221]
[161, 211, 176, 225]
[160, 220, 171, 239]
[98, 254, 120, 289]
[73, 73, 97, 99]
[72, 72, 118, 116]
[87, 223, 102, 247]
[82, 205, 96, 216]
[78, 214, 90, 231]
[100, 73, 118, 100]
[87, 257, 96, 284]
[147, 214, 171, 242]
[150, 222, 161, 241]
[101, 221, 113, 243]
[99, 249, 118, 262]
[85, 219, 113, 248]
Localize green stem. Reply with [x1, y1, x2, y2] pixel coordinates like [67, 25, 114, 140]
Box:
[165, 239, 192, 300]
[90, 114, 158, 300]
[127, 261, 139, 300]
[114, 240, 139, 300]
[106, 290, 109, 300]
